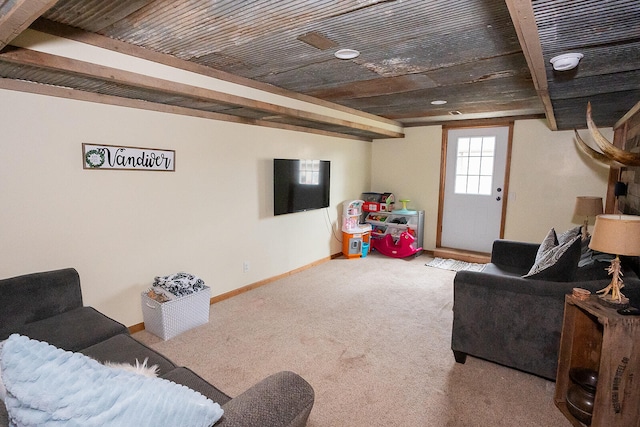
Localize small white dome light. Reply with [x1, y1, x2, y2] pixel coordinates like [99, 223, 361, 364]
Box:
[431, 100, 447, 105]
[335, 49, 360, 60]
[550, 53, 584, 71]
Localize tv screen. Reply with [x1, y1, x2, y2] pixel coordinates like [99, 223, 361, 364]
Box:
[273, 159, 330, 215]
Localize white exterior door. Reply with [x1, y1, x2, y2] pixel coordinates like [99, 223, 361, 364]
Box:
[440, 126, 510, 253]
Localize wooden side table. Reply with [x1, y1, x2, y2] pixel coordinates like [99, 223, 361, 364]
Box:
[554, 294, 640, 426]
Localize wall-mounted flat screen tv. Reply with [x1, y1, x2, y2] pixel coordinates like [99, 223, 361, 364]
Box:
[273, 159, 330, 215]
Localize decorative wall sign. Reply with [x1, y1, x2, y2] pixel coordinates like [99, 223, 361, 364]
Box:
[82, 143, 175, 171]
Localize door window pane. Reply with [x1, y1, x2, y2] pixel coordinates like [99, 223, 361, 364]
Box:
[466, 176, 480, 194]
[469, 137, 483, 155]
[482, 138, 495, 156]
[454, 136, 495, 195]
[479, 176, 492, 195]
[457, 156, 468, 175]
[455, 176, 467, 193]
[457, 138, 470, 154]
[468, 157, 481, 175]
[480, 157, 493, 175]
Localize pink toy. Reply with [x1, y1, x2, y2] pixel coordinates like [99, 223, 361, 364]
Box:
[371, 231, 422, 258]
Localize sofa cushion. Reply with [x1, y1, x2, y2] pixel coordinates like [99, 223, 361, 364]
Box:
[162, 367, 232, 405]
[81, 334, 177, 376]
[523, 235, 581, 281]
[1, 334, 223, 427]
[490, 240, 540, 271]
[0, 268, 83, 336]
[482, 263, 527, 277]
[2, 307, 128, 351]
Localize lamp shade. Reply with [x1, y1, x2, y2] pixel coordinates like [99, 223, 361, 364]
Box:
[589, 214, 640, 256]
[574, 196, 603, 217]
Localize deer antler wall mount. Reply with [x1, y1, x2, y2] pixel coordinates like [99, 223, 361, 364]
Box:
[574, 102, 640, 167]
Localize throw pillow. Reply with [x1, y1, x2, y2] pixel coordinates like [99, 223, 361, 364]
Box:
[578, 235, 615, 268]
[579, 235, 594, 267]
[1, 334, 223, 427]
[0, 340, 5, 402]
[523, 234, 581, 281]
[558, 226, 582, 245]
[532, 228, 558, 264]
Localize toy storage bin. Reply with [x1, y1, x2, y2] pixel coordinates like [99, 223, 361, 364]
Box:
[141, 285, 210, 340]
[361, 192, 395, 212]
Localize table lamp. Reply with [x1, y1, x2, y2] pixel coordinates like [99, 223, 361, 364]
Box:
[588, 214, 640, 306]
[574, 196, 603, 240]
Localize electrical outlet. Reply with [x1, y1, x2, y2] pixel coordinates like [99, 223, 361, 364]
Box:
[242, 261, 250, 273]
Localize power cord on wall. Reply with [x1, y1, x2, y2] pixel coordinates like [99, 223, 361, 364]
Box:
[324, 207, 343, 243]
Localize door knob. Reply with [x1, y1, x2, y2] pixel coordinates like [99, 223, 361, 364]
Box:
[496, 196, 501, 201]
[497, 188, 502, 192]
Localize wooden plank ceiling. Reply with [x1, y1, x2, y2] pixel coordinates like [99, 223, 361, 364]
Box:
[0, 0, 638, 139]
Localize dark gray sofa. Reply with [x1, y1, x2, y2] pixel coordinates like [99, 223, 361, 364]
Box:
[451, 239, 640, 381]
[0, 268, 314, 427]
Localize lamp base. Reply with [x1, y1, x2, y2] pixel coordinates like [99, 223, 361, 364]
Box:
[597, 294, 630, 309]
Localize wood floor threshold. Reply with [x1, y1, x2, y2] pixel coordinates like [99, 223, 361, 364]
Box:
[433, 247, 491, 264]
[128, 253, 339, 333]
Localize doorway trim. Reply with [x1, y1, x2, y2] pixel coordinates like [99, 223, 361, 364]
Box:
[436, 121, 514, 252]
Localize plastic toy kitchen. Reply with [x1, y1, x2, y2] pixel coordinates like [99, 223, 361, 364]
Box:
[341, 200, 372, 259]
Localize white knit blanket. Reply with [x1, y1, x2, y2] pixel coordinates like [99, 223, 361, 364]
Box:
[1, 334, 223, 427]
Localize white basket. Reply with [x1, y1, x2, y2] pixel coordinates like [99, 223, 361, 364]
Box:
[141, 286, 210, 340]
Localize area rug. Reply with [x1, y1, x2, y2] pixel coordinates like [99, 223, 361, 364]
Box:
[426, 257, 486, 272]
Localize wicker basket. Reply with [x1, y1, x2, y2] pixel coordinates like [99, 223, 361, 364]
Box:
[141, 286, 210, 340]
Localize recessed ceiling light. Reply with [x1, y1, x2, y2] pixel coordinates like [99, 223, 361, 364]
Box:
[431, 100, 447, 105]
[550, 53, 584, 71]
[334, 49, 360, 60]
[449, 111, 462, 115]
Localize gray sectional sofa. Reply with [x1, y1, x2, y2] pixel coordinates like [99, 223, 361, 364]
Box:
[0, 268, 314, 427]
[451, 239, 640, 380]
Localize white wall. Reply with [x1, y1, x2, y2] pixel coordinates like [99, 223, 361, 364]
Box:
[371, 120, 611, 249]
[0, 89, 372, 326]
[506, 119, 610, 242]
[371, 126, 442, 250]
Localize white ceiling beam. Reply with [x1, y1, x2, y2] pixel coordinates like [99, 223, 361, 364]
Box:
[0, 46, 403, 139]
[5, 29, 404, 139]
[0, 0, 57, 49]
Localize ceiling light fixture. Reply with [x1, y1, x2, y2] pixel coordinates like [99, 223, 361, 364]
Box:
[550, 53, 584, 71]
[334, 49, 360, 60]
[431, 100, 447, 105]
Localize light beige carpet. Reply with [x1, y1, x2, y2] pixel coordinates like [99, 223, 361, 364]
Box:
[134, 253, 570, 426]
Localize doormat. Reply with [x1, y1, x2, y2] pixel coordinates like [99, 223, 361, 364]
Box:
[426, 257, 486, 272]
